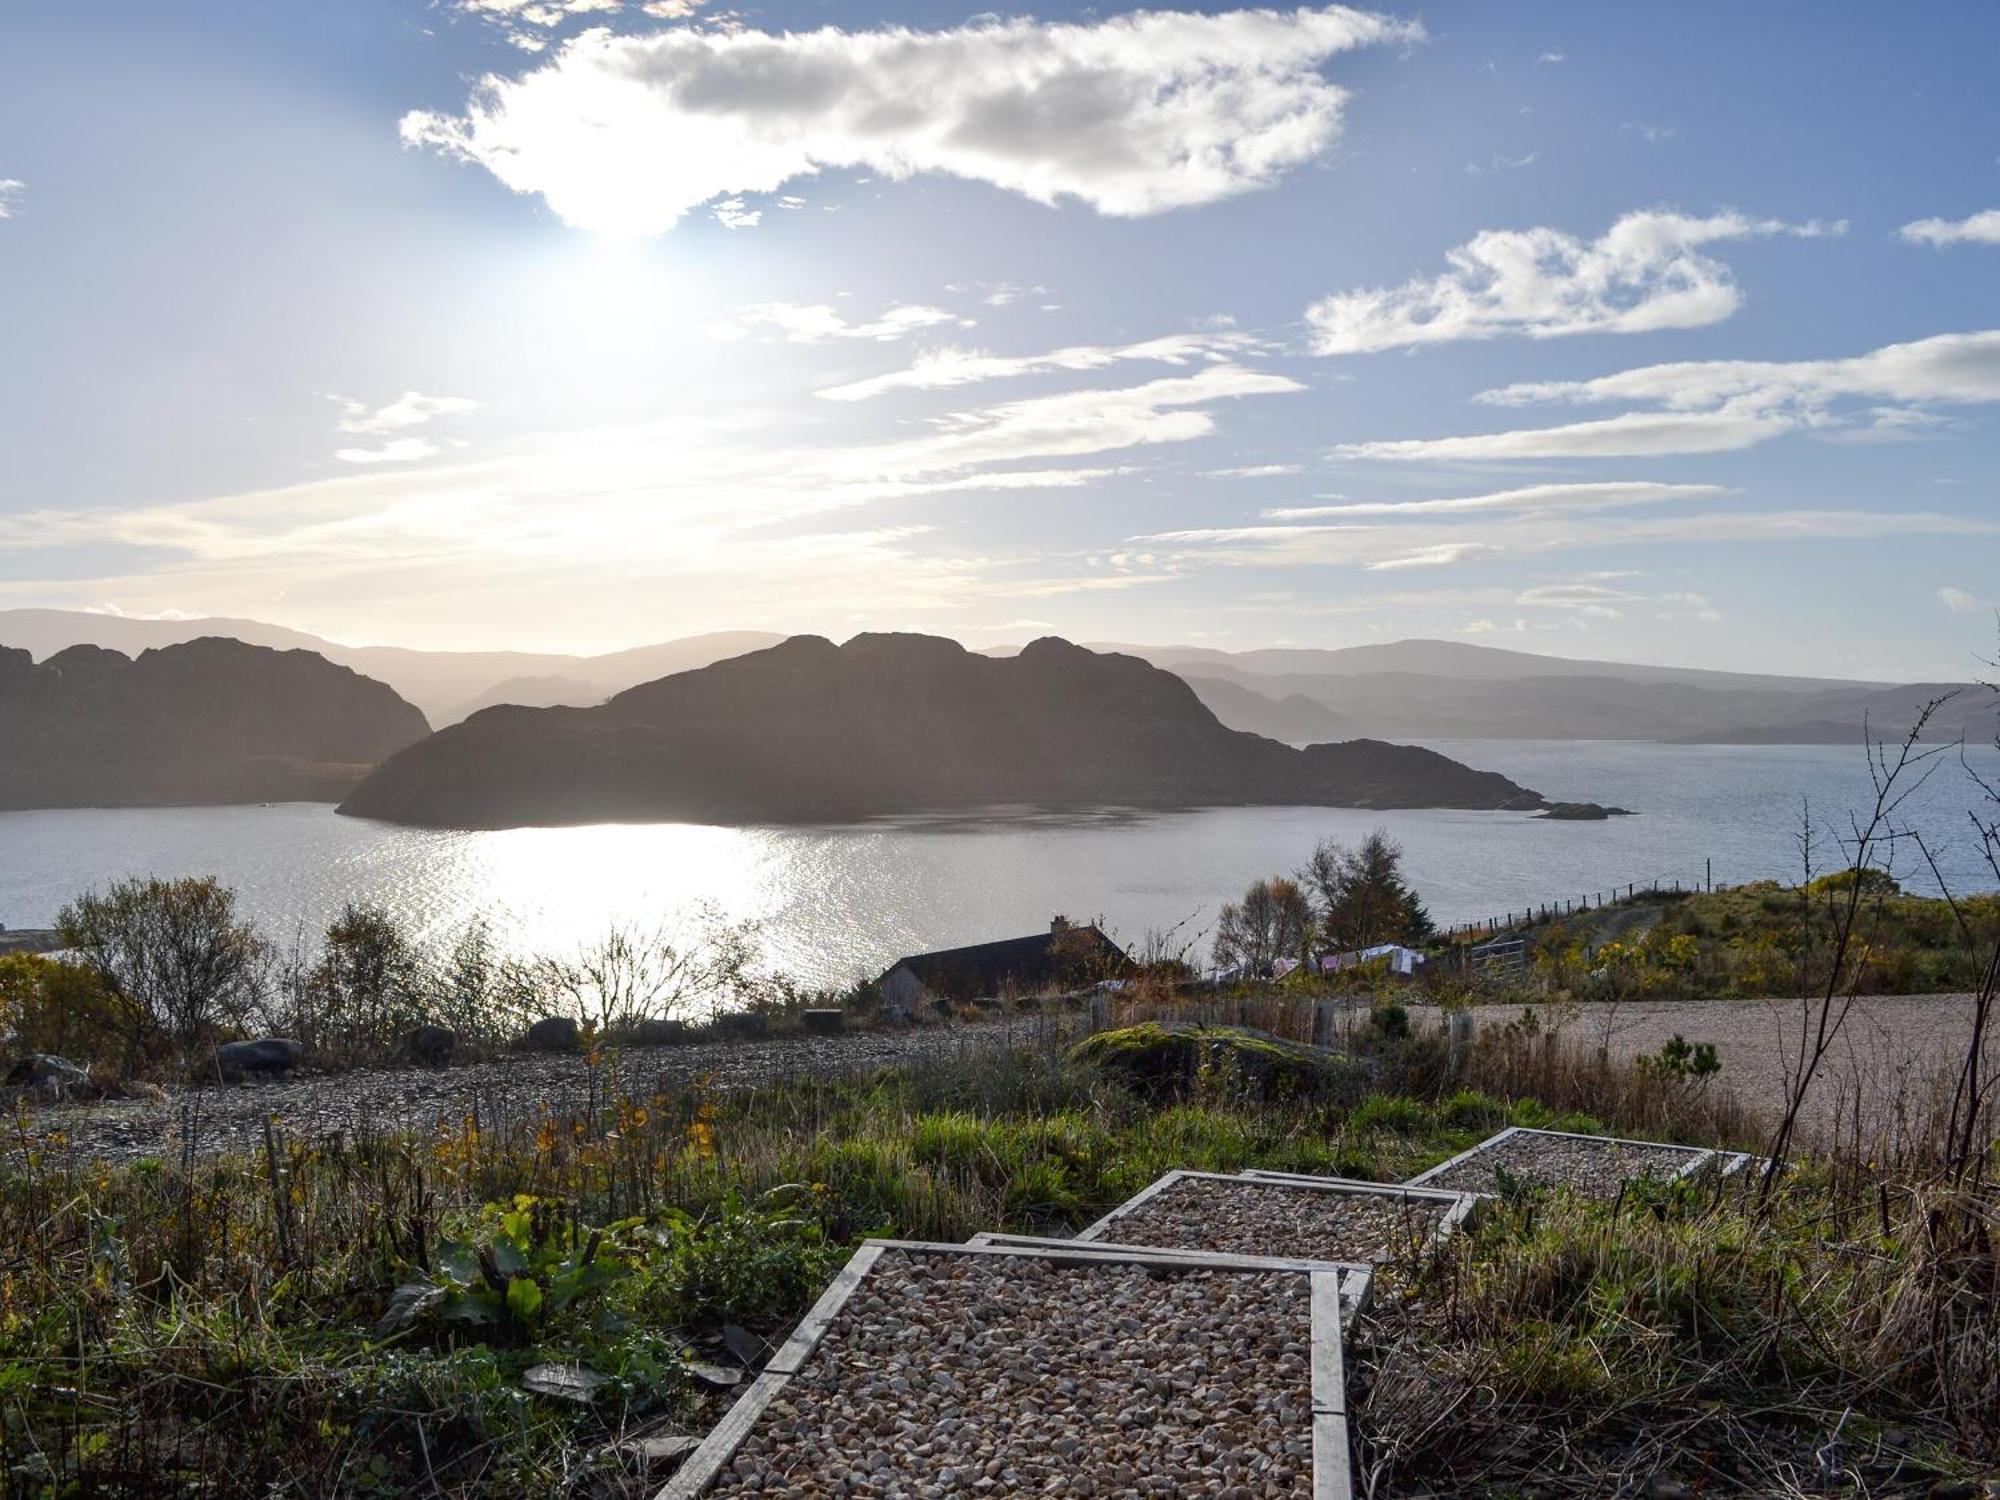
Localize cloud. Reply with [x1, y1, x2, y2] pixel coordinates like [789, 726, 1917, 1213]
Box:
[1264, 481, 1725, 519]
[1305, 209, 1843, 355]
[1622, 121, 1675, 145]
[0, 179, 23, 219]
[1368, 542, 1498, 570]
[1536, 51, 1566, 64]
[710, 197, 761, 229]
[1899, 209, 2000, 248]
[1517, 582, 1638, 613]
[1940, 585, 1997, 614]
[815, 331, 1258, 401]
[399, 6, 1421, 237]
[1133, 507, 1995, 571]
[712, 302, 968, 344]
[1210, 463, 1305, 478]
[334, 438, 444, 465]
[1343, 329, 2000, 461]
[336, 391, 481, 436]
[1336, 410, 1790, 461]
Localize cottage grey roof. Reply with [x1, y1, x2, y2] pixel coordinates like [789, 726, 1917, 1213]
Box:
[881, 925, 1129, 997]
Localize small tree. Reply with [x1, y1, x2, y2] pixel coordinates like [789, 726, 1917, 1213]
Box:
[1302, 830, 1434, 953]
[57, 876, 269, 1062]
[299, 902, 430, 1056]
[1214, 876, 1311, 975]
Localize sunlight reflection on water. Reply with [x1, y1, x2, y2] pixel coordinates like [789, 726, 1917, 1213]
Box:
[2, 741, 1994, 987]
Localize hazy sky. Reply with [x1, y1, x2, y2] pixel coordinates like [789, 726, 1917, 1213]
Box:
[2, 1, 1997, 677]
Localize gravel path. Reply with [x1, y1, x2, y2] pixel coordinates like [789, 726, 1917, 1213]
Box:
[1094, 1175, 1451, 1265]
[1421, 1130, 1707, 1199]
[1455, 993, 1999, 1148]
[3, 1019, 1067, 1167]
[706, 1249, 1315, 1498]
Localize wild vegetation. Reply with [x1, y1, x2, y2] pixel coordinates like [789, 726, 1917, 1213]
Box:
[1, 997, 1993, 1497]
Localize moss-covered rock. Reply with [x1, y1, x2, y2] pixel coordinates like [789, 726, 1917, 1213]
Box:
[1068, 1022, 1365, 1103]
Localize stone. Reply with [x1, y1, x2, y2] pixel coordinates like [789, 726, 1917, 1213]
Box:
[5, 1054, 94, 1096]
[523, 1362, 609, 1403]
[622, 1017, 694, 1046]
[405, 1024, 456, 1066]
[216, 1038, 301, 1077]
[522, 1016, 581, 1053]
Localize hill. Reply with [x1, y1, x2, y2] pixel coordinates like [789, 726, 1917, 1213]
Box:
[0, 638, 430, 809]
[337, 634, 1553, 828]
[0, 610, 782, 724]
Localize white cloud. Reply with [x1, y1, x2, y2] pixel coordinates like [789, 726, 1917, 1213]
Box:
[1622, 121, 1675, 145]
[1462, 151, 1538, 176]
[1134, 508, 1996, 571]
[1336, 410, 1791, 461]
[1343, 329, 2000, 461]
[1305, 209, 1843, 355]
[0, 179, 23, 219]
[399, 6, 1421, 237]
[1210, 463, 1305, 478]
[1368, 542, 1498, 570]
[710, 197, 761, 229]
[815, 331, 1257, 401]
[336, 391, 481, 436]
[1899, 209, 2000, 248]
[1940, 585, 1997, 614]
[1264, 481, 1724, 520]
[1517, 582, 1638, 612]
[713, 302, 967, 344]
[334, 438, 444, 465]
[1536, 51, 1566, 64]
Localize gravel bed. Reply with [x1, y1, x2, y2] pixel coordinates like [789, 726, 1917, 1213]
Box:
[2, 1019, 1071, 1168]
[1096, 1175, 1450, 1264]
[1422, 1130, 1706, 1199]
[705, 1249, 1316, 1498]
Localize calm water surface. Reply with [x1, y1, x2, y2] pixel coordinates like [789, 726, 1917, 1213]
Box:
[2, 741, 1994, 987]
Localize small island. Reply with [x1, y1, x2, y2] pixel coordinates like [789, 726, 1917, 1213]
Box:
[336, 633, 1597, 829]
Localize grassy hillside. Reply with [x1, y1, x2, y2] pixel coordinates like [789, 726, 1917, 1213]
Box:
[1, 1017, 1992, 1497]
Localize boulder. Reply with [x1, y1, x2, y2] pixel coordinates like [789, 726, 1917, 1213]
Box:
[5, 1054, 94, 1097]
[405, 1024, 457, 1066]
[217, 1038, 302, 1077]
[618, 1017, 694, 1047]
[522, 1016, 582, 1053]
[1069, 1022, 1366, 1104]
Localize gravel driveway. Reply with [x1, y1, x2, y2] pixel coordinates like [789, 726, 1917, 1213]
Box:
[1452, 993, 1998, 1148]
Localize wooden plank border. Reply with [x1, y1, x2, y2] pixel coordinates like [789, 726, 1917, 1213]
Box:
[1404, 1126, 1716, 1193]
[1081, 1168, 1473, 1269]
[652, 1237, 1354, 1500]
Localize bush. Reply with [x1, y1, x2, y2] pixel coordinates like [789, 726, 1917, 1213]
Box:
[57, 875, 270, 1066]
[0, 953, 127, 1067]
[1069, 1022, 1363, 1104]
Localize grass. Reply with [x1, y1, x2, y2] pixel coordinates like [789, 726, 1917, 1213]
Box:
[1500, 881, 2000, 1002]
[0, 1019, 1993, 1498]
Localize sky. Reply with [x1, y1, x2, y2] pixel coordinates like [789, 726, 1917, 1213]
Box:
[1, 1, 1997, 679]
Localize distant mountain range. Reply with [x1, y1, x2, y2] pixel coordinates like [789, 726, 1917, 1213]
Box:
[0, 610, 779, 725]
[0, 638, 428, 809]
[337, 634, 1551, 828]
[2, 608, 1986, 747]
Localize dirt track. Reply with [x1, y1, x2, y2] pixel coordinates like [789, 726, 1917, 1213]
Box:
[1456, 993, 1997, 1147]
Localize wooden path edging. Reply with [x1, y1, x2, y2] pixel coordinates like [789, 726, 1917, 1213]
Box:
[1076, 1168, 1477, 1269]
[1404, 1124, 1717, 1193]
[652, 1237, 1357, 1500]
